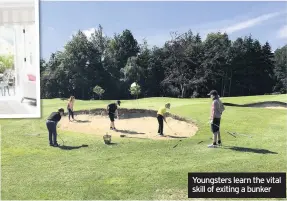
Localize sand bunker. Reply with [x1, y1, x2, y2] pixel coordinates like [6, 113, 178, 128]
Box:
[59, 109, 198, 140]
[223, 101, 287, 109]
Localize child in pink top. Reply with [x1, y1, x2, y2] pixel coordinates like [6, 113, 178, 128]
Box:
[67, 96, 75, 122]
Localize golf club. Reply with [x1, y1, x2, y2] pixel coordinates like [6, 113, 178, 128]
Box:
[58, 133, 65, 146]
[110, 112, 124, 118]
[208, 121, 237, 138]
[25, 131, 66, 146]
[228, 131, 252, 138]
[226, 131, 237, 138]
[209, 122, 251, 138]
[211, 122, 251, 138]
[166, 121, 177, 135]
[172, 139, 182, 148]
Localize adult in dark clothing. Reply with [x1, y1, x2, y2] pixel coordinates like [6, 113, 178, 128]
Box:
[46, 108, 64, 147]
[107, 100, 121, 130]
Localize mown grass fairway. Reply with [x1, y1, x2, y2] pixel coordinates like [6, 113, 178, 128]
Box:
[1, 95, 287, 200]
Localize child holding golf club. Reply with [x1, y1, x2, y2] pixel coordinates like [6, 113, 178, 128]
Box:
[208, 90, 225, 148]
[157, 103, 171, 136]
[46, 108, 65, 147]
[67, 96, 75, 122]
[107, 100, 121, 130]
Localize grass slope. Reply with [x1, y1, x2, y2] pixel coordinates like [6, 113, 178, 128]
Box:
[1, 94, 287, 199]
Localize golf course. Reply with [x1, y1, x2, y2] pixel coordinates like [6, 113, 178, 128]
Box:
[1, 94, 287, 200]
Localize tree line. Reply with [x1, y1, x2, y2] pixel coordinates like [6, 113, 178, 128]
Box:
[40, 25, 287, 100]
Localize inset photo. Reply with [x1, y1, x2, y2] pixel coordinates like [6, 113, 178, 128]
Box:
[0, 0, 40, 118]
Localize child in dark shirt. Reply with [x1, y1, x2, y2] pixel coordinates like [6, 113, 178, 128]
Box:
[107, 100, 121, 130]
[46, 108, 64, 147]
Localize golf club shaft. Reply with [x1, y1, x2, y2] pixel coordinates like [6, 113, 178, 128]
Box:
[166, 122, 173, 131]
[208, 122, 237, 138]
[57, 133, 65, 145]
[233, 132, 252, 138]
[173, 140, 182, 148]
[208, 121, 219, 128]
[227, 131, 237, 138]
[166, 122, 177, 135]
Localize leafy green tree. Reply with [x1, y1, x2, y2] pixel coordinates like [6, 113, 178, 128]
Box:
[201, 32, 232, 97]
[0, 55, 14, 73]
[162, 31, 199, 98]
[257, 42, 275, 94]
[93, 85, 105, 99]
[121, 56, 143, 83]
[62, 30, 105, 99]
[40, 52, 64, 98]
[273, 45, 287, 93]
[130, 82, 141, 99]
[40, 58, 47, 74]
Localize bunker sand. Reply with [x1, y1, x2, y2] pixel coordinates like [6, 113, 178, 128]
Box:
[59, 111, 198, 140]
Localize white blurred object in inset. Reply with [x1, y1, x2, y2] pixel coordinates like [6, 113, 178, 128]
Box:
[0, 38, 13, 55]
[0, 0, 38, 116]
[0, 0, 36, 100]
[19, 24, 37, 103]
[0, 26, 16, 98]
[0, 0, 34, 25]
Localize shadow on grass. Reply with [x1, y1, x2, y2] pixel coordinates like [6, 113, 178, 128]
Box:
[59, 144, 89, 150]
[120, 136, 150, 140]
[116, 129, 145, 135]
[166, 135, 188, 139]
[223, 101, 287, 108]
[223, 146, 278, 154]
[105, 142, 118, 146]
[74, 120, 91, 123]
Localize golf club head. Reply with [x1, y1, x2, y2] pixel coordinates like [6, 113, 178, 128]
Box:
[172, 140, 182, 148]
[227, 131, 236, 138]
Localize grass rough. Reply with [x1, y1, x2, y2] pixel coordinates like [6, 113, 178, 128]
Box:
[1, 94, 287, 200]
